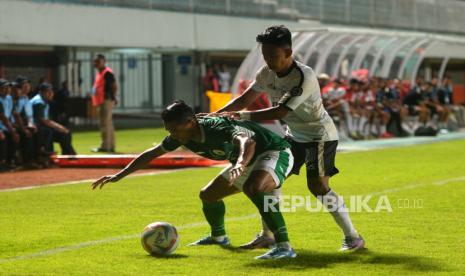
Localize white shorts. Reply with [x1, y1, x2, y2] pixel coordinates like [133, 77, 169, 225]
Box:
[219, 148, 294, 191]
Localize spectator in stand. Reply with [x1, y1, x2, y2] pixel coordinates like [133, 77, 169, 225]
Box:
[403, 81, 431, 129]
[322, 78, 349, 136]
[51, 80, 70, 127]
[346, 78, 363, 139]
[317, 73, 330, 90]
[425, 78, 449, 133]
[217, 64, 231, 93]
[0, 79, 20, 170]
[203, 66, 220, 92]
[31, 83, 76, 155]
[439, 76, 465, 127]
[29, 76, 48, 99]
[376, 78, 404, 138]
[360, 81, 377, 138]
[11, 76, 37, 168]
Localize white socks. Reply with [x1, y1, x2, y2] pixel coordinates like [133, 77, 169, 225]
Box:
[213, 235, 226, 242]
[319, 189, 359, 239]
[358, 116, 367, 134]
[380, 124, 387, 134]
[260, 188, 359, 239]
[277, 241, 291, 249]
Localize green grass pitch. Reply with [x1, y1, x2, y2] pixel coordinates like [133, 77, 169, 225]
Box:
[1, 139, 465, 275]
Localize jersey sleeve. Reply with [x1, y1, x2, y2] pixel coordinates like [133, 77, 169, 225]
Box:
[230, 124, 256, 141]
[160, 136, 181, 152]
[249, 66, 267, 92]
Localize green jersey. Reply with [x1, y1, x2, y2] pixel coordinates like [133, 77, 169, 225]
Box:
[161, 117, 290, 164]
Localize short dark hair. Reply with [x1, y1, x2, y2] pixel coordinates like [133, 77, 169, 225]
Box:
[38, 83, 53, 92]
[161, 100, 195, 124]
[96, 54, 106, 60]
[256, 25, 292, 48]
[15, 75, 29, 86]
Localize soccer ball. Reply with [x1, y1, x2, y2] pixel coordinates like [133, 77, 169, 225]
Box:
[141, 222, 179, 256]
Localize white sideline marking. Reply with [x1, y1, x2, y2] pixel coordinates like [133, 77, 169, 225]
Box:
[0, 214, 258, 264]
[1, 175, 464, 263]
[434, 176, 465, 186]
[0, 167, 208, 193]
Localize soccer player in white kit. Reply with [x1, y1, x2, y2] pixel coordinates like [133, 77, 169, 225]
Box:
[214, 25, 365, 251]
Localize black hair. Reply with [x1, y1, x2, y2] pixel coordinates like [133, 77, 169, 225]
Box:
[161, 100, 195, 123]
[15, 75, 29, 85]
[38, 82, 53, 92]
[96, 54, 106, 60]
[256, 25, 292, 48]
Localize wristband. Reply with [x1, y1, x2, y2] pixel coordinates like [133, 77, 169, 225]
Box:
[238, 111, 251, 120]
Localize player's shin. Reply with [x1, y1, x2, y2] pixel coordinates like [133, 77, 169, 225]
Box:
[202, 200, 226, 240]
[260, 187, 281, 239]
[319, 189, 359, 239]
[251, 192, 290, 249]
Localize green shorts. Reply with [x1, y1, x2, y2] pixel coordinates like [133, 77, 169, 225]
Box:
[219, 148, 294, 191]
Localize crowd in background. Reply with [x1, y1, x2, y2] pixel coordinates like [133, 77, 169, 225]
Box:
[203, 64, 232, 93]
[317, 74, 465, 140]
[0, 76, 75, 172]
[2, 69, 464, 172]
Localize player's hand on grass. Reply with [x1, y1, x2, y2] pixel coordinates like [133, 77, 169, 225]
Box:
[91, 174, 121, 190]
[229, 163, 246, 183]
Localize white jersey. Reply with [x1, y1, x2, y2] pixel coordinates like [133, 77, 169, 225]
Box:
[250, 61, 338, 142]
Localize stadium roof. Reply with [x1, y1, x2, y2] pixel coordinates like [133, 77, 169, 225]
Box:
[232, 27, 465, 93]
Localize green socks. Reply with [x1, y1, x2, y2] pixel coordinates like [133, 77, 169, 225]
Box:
[202, 201, 226, 237]
[250, 192, 289, 243]
[202, 194, 289, 243]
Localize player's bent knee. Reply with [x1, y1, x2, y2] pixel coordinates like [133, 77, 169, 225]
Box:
[199, 188, 215, 203]
[243, 171, 276, 197]
[307, 177, 330, 196]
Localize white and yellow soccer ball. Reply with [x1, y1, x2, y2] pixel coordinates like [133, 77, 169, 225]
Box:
[141, 222, 179, 256]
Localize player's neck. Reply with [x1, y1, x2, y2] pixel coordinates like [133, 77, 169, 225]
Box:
[191, 123, 203, 143]
[276, 59, 295, 78]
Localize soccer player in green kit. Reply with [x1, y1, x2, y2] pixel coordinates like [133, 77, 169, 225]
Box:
[92, 100, 296, 259]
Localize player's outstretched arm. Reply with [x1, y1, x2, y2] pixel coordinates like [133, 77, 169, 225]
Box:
[229, 134, 256, 182]
[216, 87, 261, 113]
[224, 105, 289, 122]
[91, 145, 166, 190]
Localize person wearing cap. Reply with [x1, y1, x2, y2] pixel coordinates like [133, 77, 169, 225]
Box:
[317, 73, 330, 89]
[91, 54, 117, 153]
[210, 25, 364, 253]
[11, 76, 38, 167]
[30, 83, 76, 155]
[0, 79, 20, 170]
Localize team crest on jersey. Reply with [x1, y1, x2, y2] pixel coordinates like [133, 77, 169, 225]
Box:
[289, 86, 303, 96]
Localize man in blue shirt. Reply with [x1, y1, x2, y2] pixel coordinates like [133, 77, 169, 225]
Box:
[0, 79, 20, 170]
[11, 76, 37, 167]
[31, 83, 76, 155]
